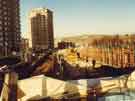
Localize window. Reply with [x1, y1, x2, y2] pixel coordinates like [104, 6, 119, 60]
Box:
[0, 42, 3, 46]
[3, 11, 7, 15]
[4, 22, 7, 25]
[0, 26, 2, 30]
[4, 17, 7, 20]
[3, 7, 7, 10]
[0, 37, 3, 41]
[5, 32, 8, 36]
[3, 1, 6, 5]
[4, 27, 7, 31]
[0, 21, 2, 24]
[0, 32, 2, 36]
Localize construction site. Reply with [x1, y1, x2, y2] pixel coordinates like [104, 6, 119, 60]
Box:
[0, 48, 135, 101]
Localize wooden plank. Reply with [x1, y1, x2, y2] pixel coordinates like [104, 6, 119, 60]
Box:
[1, 72, 18, 101]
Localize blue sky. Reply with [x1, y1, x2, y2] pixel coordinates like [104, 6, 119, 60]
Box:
[20, 0, 135, 38]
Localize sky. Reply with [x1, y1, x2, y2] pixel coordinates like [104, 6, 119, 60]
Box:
[20, 0, 135, 38]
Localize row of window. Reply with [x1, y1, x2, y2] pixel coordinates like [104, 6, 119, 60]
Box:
[0, 0, 7, 5]
[0, 27, 8, 30]
[0, 21, 10, 25]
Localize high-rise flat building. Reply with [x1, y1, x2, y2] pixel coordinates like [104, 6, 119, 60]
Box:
[21, 38, 29, 61]
[0, 0, 21, 56]
[29, 8, 54, 50]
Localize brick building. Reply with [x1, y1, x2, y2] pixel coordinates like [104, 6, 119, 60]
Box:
[0, 0, 21, 56]
[29, 8, 54, 50]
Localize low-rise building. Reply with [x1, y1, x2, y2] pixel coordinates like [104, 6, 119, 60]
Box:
[58, 41, 75, 49]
